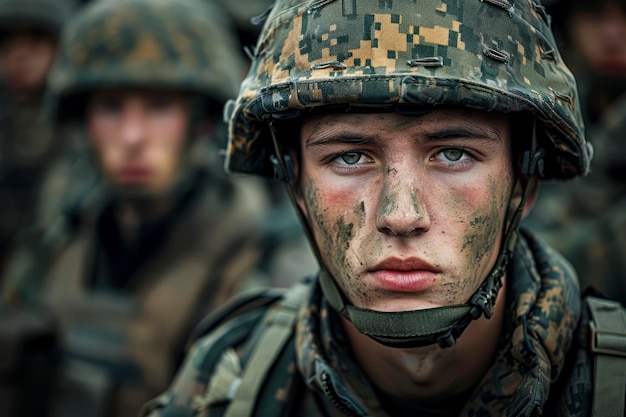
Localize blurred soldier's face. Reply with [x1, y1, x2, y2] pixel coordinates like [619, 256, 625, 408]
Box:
[87, 91, 190, 198]
[570, 2, 626, 77]
[0, 30, 57, 92]
[295, 108, 516, 313]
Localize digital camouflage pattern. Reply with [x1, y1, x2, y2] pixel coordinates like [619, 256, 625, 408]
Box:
[142, 229, 591, 417]
[226, 0, 591, 180]
[46, 0, 244, 122]
[0, 0, 76, 34]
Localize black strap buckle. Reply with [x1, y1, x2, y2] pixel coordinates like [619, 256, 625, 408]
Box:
[270, 154, 296, 182]
[521, 148, 545, 176]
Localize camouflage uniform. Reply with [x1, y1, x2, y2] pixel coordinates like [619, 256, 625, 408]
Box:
[142, 0, 624, 416]
[144, 230, 591, 417]
[2, 0, 273, 416]
[0, 0, 77, 271]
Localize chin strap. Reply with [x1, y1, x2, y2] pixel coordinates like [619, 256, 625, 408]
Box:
[269, 117, 544, 349]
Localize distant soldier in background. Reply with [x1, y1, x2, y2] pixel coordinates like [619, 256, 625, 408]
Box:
[2, 0, 272, 416]
[0, 0, 77, 271]
[523, 0, 626, 304]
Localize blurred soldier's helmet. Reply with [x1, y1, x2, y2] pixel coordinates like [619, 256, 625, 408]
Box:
[47, 0, 244, 123]
[226, 0, 592, 180]
[0, 0, 76, 36]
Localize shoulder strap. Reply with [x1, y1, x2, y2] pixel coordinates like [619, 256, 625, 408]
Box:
[224, 281, 310, 417]
[586, 296, 626, 417]
[186, 287, 286, 348]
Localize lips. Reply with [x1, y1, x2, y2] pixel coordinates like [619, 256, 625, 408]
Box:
[369, 257, 440, 293]
[597, 59, 626, 76]
[116, 165, 153, 183]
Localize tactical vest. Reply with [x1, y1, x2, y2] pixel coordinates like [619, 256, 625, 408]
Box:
[151, 283, 626, 417]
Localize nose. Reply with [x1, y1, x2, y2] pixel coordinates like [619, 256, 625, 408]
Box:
[601, 5, 625, 40]
[119, 106, 146, 147]
[376, 181, 431, 237]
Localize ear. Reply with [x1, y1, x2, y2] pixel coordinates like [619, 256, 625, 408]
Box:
[286, 148, 309, 219]
[509, 175, 539, 221]
[522, 176, 539, 218]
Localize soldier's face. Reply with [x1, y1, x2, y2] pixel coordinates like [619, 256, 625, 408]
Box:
[295, 108, 515, 313]
[0, 30, 57, 92]
[569, 2, 626, 77]
[87, 90, 190, 197]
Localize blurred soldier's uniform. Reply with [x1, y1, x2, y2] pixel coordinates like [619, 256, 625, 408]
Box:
[0, 0, 77, 271]
[522, 0, 626, 303]
[531, 95, 626, 305]
[2, 0, 272, 416]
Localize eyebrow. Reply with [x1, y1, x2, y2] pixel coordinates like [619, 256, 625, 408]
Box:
[306, 126, 502, 149]
[424, 127, 503, 142]
[305, 133, 383, 148]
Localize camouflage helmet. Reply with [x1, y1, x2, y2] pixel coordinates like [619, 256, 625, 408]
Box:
[0, 0, 76, 36]
[226, 0, 592, 180]
[47, 0, 245, 122]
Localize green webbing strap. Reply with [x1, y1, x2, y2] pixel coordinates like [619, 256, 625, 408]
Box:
[587, 296, 626, 417]
[319, 268, 473, 347]
[224, 282, 309, 417]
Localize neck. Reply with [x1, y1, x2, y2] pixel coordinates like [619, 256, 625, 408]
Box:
[9, 89, 44, 107]
[115, 197, 174, 242]
[342, 277, 506, 407]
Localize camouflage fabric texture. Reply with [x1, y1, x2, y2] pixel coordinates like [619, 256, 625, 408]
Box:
[143, 229, 591, 417]
[226, 0, 591, 180]
[46, 0, 244, 122]
[0, 0, 76, 34]
[523, 93, 626, 303]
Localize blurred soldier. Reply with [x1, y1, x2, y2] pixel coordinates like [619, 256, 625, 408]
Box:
[143, 1, 624, 417]
[0, 0, 77, 271]
[523, 0, 626, 302]
[2, 0, 271, 416]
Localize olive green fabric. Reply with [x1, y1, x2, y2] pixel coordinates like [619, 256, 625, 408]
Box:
[46, 0, 245, 122]
[226, 0, 591, 180]
[586, 297, 626, 417]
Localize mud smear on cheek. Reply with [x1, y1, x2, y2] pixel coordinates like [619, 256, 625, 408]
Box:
[304, 181, 365, 302]
[459, 178, 505, 295]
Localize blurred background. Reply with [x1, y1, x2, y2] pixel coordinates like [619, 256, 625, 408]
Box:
[0, 1, 317, 416]
[0, 0, 623, 416]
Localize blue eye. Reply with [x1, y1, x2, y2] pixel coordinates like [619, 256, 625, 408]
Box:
[441, 149, 464, 162]
[340, 152, 362, 165]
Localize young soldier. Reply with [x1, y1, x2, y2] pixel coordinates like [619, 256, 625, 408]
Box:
[2, 0, 271, 416]
[144, 1, 625, 416]
[0, 0, 76, 270]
